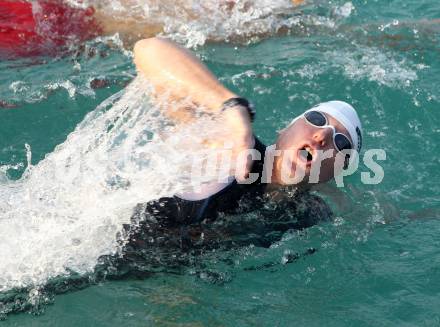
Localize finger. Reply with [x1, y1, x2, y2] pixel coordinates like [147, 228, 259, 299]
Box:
[233, 145, 253, 182]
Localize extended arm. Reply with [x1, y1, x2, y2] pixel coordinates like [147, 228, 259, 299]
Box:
[133, 37, 254, 180]
[134, 37, 237, 113]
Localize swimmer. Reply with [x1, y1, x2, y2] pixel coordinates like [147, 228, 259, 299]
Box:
[0, 0, 305, 57]
[118, 37, 363, 256]
[0, 0, 100, 57]
[3, 0, 439, 59]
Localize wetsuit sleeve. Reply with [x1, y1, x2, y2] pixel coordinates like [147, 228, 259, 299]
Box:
[218, 192, 332, 247]
[279, 192, 333, 229]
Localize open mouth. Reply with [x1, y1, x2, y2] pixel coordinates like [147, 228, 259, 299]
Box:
[299, 145, 314, 163]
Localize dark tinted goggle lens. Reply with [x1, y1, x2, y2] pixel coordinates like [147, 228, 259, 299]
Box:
[304, 111, 326, 126]
[334, 133, 352, 151]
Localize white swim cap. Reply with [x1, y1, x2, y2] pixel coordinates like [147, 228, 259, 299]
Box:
[290, 101, 363, 152]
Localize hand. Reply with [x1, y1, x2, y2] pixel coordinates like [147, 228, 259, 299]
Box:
[218, 106, 255, 182]
[201, 105, 254, 182]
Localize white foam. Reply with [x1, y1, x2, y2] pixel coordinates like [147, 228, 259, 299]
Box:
[0, 76, 222, 292]
[333, 2, 355, 19]
[68, 0, 344, 47]
[326, 46, 418, 88]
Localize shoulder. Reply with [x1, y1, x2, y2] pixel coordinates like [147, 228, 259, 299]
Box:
[295, 192, 333, 219]
[276, 190, 333, 228]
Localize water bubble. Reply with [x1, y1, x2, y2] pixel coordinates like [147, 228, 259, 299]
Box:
[0, 76, 226, 292]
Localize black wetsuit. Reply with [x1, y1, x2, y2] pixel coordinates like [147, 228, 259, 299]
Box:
[119, 138, 332, 257]
[96, 138, 333, 278]
[141, 138, 269, 225]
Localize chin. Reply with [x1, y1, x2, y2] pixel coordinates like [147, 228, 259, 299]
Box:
[318, 172, 336, 184]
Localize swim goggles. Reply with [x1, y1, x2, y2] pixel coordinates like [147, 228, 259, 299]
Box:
[303, 111, 353, 152]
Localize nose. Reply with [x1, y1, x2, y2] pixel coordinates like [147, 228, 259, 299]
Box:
[313, 127, 333, 147]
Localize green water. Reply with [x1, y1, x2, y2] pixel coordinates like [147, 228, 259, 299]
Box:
[1, 0, 440, 325]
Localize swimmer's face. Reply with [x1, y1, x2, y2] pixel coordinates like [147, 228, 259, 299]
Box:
[273, 113, 352, 185]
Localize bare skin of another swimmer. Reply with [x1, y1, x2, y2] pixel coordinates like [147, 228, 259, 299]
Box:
[93, 0, 305, 45]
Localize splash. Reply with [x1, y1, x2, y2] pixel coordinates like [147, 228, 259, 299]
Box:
[66, 0, 348, 47]
[0, 76, 221, 293]
[327, 45, 419, 88]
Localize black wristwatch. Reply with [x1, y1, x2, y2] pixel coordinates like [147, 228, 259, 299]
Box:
[221, 97, 256, 122]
